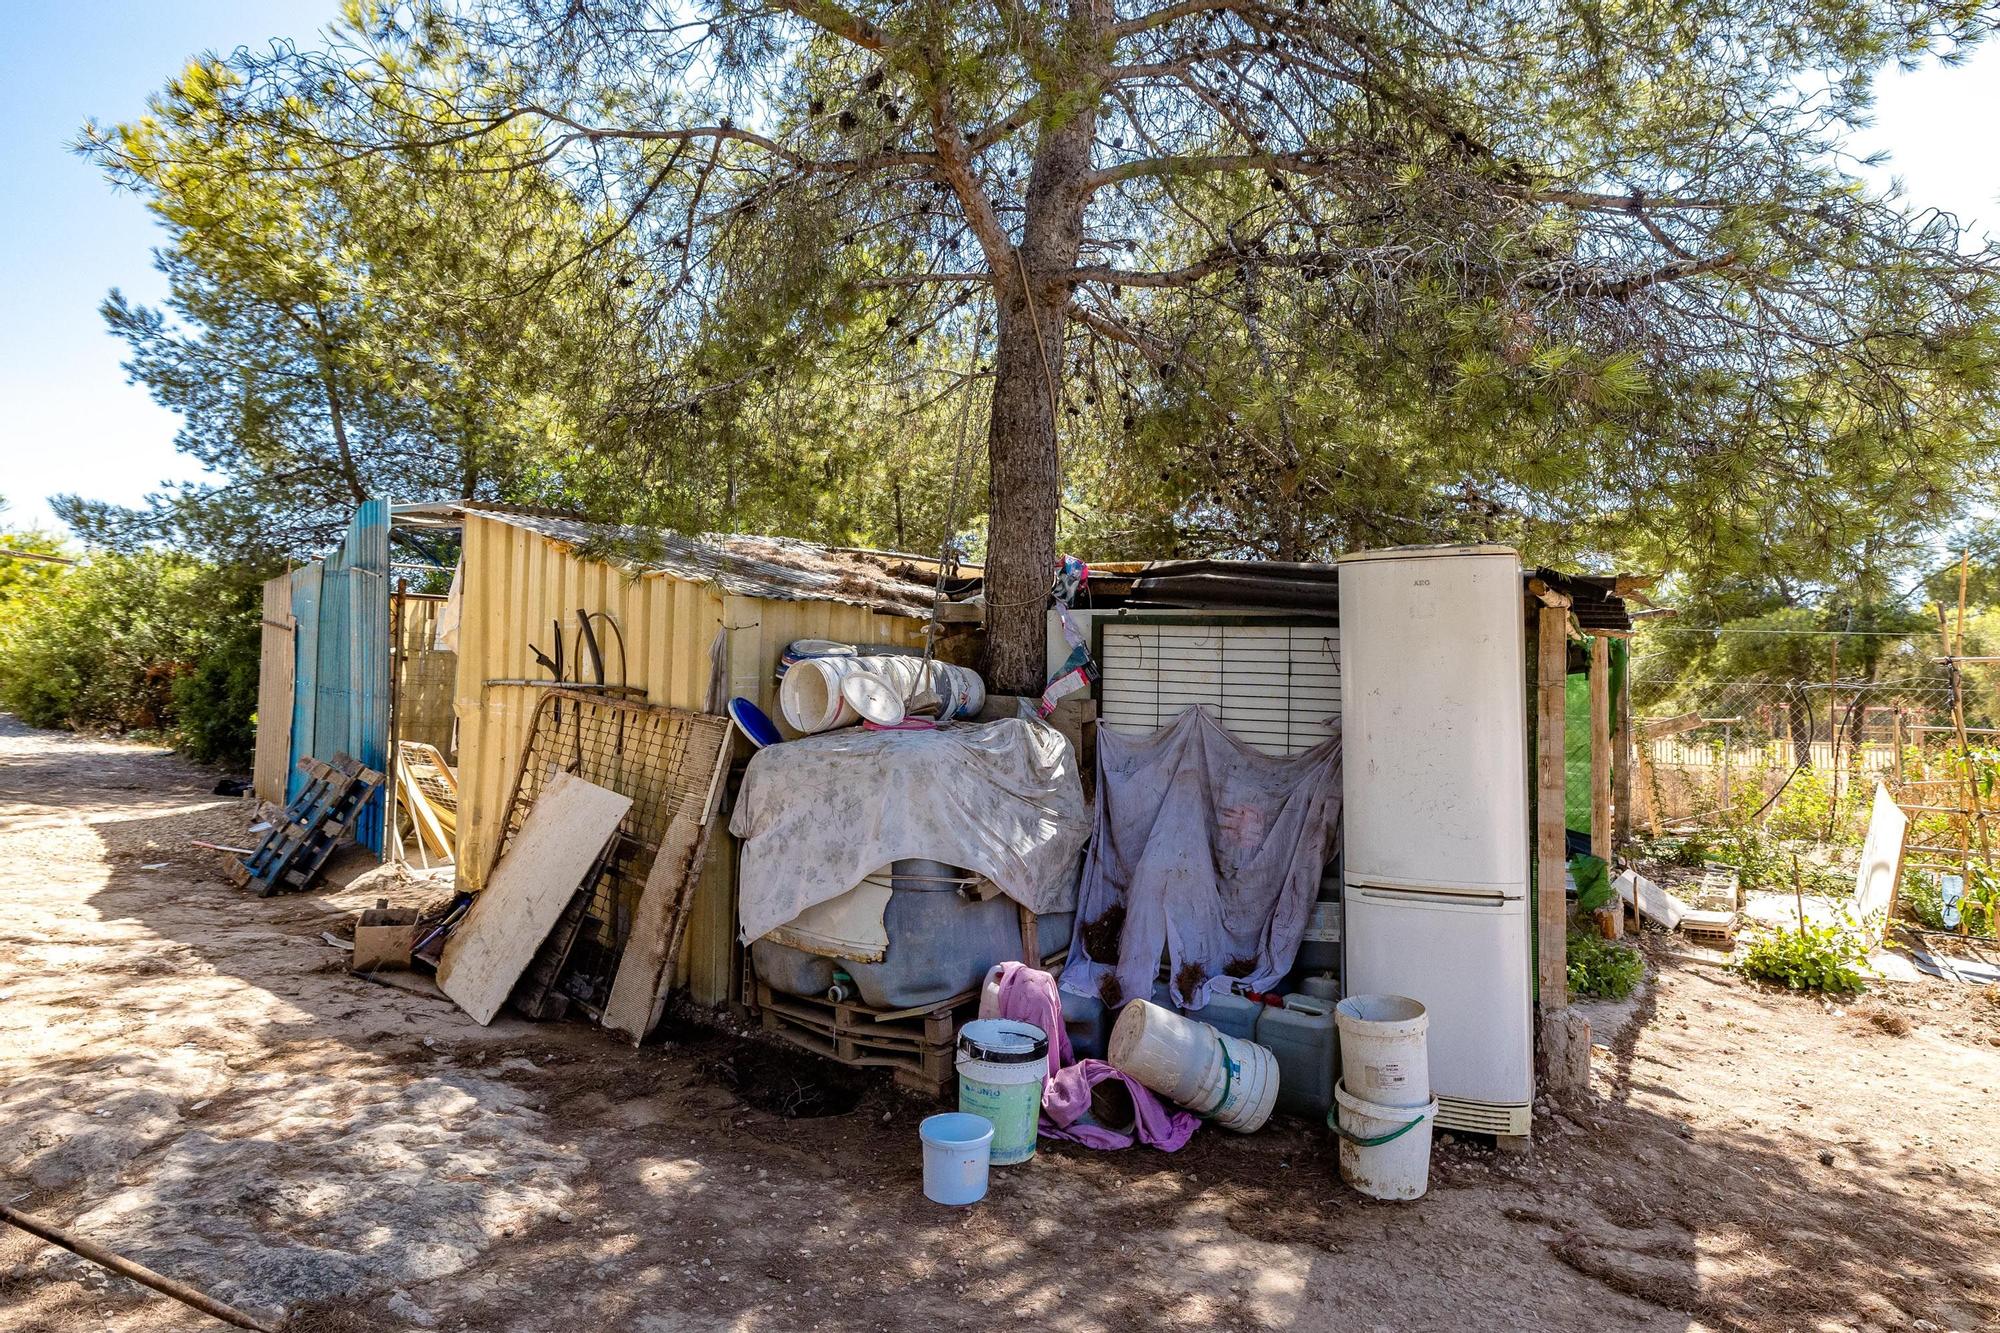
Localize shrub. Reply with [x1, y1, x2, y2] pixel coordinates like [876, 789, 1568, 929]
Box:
[171, 611, 262, 765]
[0, 550, 263, 763]
[1900, 866, 1948, 931]
[1736, 922, 1871, 994]
[1566, 932, 1645, 1000]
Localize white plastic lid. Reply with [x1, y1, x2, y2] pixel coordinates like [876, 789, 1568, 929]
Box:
[840, 670, 906, 726]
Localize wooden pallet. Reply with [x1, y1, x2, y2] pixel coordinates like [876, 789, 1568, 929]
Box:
[755, 982, 966, 1096]
[1678, 908, 1739, 949]
[230, 754, 384, 896]
[752, 947, 1069, 1097]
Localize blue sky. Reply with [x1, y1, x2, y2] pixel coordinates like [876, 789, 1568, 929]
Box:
[1, 7, 1997, 537]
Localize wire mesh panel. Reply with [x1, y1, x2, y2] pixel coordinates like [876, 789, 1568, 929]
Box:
[498, 690, 733, 1020]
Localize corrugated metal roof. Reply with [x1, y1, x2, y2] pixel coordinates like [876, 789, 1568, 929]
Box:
[459, 503, 938, 617]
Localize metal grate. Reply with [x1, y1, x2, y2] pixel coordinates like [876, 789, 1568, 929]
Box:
[498, 690, 733, 1020]
[1096, 620, 1341, 755]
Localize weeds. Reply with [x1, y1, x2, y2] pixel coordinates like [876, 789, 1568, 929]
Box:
[1566, 932, 1645, 1000]
[1737, 922, 1871, 994]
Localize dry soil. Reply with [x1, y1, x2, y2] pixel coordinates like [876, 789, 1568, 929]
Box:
[2, 717, 1997, 1332]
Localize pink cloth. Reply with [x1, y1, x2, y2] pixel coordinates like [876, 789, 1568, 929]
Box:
[992, 960, 1073, 1068]
[987, 961, 1197, 1152]
[1042, 1061, 1199, 1152]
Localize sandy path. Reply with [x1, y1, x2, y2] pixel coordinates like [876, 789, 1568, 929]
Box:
[1, 716, 1995, 1332]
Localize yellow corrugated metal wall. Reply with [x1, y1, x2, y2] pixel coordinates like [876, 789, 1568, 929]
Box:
[452, 512, 926, 1006]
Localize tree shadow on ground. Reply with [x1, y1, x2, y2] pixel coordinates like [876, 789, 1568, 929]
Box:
[4, 718, 1995, 1332]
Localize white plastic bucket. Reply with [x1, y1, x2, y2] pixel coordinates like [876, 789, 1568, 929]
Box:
[1189, 1031, 1280, 1134]
[956, 1019, 1050, 1166]
[1331, 1080, 1439, 1201]
[1334, 993, 1430, 1109]
[920, 1112, 995, 1205]
[1107, 1000, 1223, 1107]
[779, 655, 987, 734]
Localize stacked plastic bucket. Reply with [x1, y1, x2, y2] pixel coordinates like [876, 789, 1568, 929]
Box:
[1331, 994, 1439, 1200]
[1106, 1000, 1279, 1133]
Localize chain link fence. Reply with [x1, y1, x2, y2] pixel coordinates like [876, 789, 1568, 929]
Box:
[1630, 645, 1996, 827]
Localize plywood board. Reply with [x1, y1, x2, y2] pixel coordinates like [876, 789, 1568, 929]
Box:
[438, 771, 632, 1024]
[253, 573, 295, 804]
[1853, 781, 1909, 922]
[601, 728, 733, 1042]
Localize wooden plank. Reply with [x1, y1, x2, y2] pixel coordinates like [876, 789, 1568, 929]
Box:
[252, 573, 296, 805]
[602, 800, 718, 1041]
[1536, 606, 1569, 1008]
[1613, 662, 1633, 849]
[1590, 635, 1612, 861]
[438, 771, 632, 1025]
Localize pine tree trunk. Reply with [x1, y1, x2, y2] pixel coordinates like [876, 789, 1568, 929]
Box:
[977, 7, 1100, 695]
[981, 284, 1065, 695]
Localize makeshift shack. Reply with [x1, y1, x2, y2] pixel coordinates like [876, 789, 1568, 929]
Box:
[253, 499, 947, 1008]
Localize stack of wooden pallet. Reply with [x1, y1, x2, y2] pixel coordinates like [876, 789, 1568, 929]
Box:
[230, 754, 384, 897]
[754, 945, 1070, 1097]
[754, 981, 973, 1096]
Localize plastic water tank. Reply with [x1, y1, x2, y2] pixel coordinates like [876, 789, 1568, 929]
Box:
[750, 938, 838, 998]
[844, 860, 1072, 1009]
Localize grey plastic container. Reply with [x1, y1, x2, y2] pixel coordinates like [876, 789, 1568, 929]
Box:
[1261, 993, 1338, 1120]
[845, 860, 1073, 1010]
[1060, 988, 1111, 1061]
[1186, 991, 1260, 1040]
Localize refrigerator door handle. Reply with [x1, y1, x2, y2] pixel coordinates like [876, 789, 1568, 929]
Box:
[1354, 886, 1513, 909]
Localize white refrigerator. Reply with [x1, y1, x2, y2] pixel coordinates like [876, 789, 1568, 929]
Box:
[1338, 545, 1534, 1137]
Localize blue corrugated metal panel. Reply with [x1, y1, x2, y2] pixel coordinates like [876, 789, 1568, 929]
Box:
[286, 563, 322, 804]
[285, 499, 392, 854]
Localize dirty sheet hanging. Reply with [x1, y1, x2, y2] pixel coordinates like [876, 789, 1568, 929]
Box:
[731, 717, 1091, 943]
[1061, 706, 1341, 1011]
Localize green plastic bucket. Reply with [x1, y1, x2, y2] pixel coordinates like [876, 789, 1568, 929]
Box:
[956, 1019, 1049, 1166]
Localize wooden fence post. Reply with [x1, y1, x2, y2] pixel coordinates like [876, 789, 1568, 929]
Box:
[1538, 606, 1570, 1011]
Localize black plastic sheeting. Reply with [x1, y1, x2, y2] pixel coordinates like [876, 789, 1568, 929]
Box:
[1108, 557, 1630, 632]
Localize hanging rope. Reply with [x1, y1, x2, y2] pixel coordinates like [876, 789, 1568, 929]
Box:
[922, 302, 992, 689]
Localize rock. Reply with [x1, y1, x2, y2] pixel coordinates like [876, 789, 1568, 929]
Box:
[386, 1291, 437, 1328]
[556, 1209, 575, 1224]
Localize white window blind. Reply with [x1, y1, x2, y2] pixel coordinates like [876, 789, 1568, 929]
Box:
[1096, 620, 1341, 756]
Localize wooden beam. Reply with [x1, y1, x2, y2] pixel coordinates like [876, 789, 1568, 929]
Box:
[1536, 605, 1569, 1008]
[1590, 634, 1612, 862]
[1526, 577, 1572, 609]
[1613, 656, 1633, 850]
[931, 600, 985, 624]
[1638, 711, 1704, 741]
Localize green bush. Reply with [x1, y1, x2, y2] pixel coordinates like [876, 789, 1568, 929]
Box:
[170, 611, 262, 764]
[1567, 932, 1645, 1000]
[1736, 922, 1871, 994]
[0, 550, 263, 764]
[1901, 867, 1948, 931]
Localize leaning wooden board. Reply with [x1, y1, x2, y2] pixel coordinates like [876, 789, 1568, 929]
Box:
[438, 771, 632, 1025]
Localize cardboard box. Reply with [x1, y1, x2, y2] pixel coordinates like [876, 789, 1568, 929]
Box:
[352, 899, 421, 973]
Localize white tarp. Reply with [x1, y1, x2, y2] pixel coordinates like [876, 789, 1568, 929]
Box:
[731, 717, 1091, 943]
[1061, 706, 1342, 1011]
[1614, 868, 1687, 930]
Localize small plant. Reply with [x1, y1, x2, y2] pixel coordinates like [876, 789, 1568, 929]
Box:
[1900, 866, 1948, 931]
[1566, 932, 1645, 1000]
[1736, 922, 1871, 995]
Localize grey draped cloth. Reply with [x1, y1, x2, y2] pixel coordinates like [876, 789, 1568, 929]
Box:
[1061, 706, 1341, 1011]
[730, 717, 1090, 943]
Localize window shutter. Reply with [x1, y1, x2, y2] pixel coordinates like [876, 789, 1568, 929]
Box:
[1096, 620, 1341, 755]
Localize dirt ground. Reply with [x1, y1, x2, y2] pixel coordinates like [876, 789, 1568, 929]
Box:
[3, 717, 1998, 1333]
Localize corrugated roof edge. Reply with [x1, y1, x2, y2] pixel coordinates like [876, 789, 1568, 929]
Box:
[433, 501, 938, 618]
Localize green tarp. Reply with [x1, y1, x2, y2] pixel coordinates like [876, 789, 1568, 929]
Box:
[1564, 637, 1626, 836]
